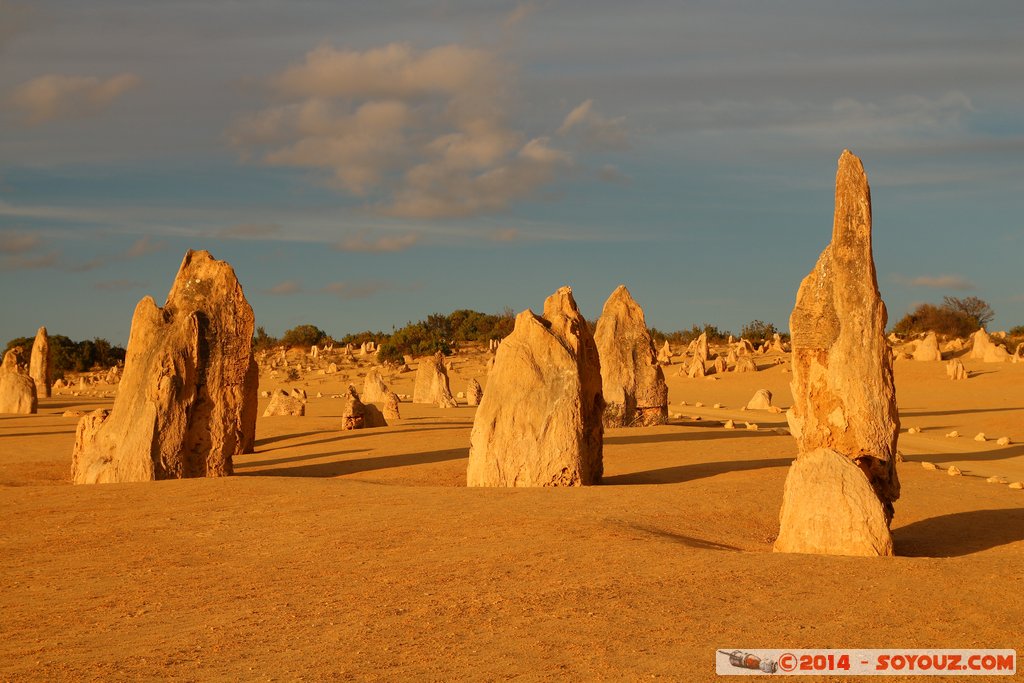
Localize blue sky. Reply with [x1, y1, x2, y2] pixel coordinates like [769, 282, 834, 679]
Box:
[2, 1, 1022, 344]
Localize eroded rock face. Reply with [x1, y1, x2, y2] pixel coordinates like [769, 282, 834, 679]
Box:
[467, 286, 603, 487]
[263, 388, 306, 417]
[912, 332, 943, 362]
[0, 347, 37, 414]
[466, 378, 484, 407]
[733, 356, 757, 373]
[694, 333, 709, 364]
[774, 448, 894, 556]
[383, 391, 401, 420]
[362, 368, 390, 403]
[779, 151, 899, 555]
[341, 386, 365, 430]
[70, 250, 258, 484]
[593, 285, 668, 428]
[746, 389, 773, 410]
[412, 352, 458, 408]
[970, 329, 1009, 363]
[946, 358, 968, 380]
[29, 326, 51, 398]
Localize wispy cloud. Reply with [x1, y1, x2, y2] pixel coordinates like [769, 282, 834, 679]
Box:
[0, 230, 39, 254]
[491, 227, 520, 242]
[335, 231, 420, 253]
[216, 222, 282, 239]
[320, 280, 396, 300]
[124, 235, 164, 258]
[557, 99, 628, 150]
[265, 280, 302, 295]
[231, 42, 579, 218]
[0, 0, 33, 53]
[69, 235, 166, 272]
[893, 274, 976, 291]
[0, 230, 57, 270]
[503, 2, 537, 29]
[7, 73, 141, 126]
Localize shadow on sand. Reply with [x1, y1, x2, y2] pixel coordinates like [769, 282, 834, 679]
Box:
[604, 457, 792, 486]
[627, 524, 743, 551]
[254, 424, 468, 452]
[605, 430, 784, 447]
[236, 447, 468, 478]
[912, 444, 1024, 464]
[895, 508, 1024, 558]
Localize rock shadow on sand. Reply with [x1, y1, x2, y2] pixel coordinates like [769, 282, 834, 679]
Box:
[236, 447, 468, 478]
[604, 430, 784, 446]
[604, 457, 792, 486]
[895, 508, 1024, 557]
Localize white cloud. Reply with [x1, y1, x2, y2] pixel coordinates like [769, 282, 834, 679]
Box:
[7, 73, 141, 126]
[232, 42, 577, 218]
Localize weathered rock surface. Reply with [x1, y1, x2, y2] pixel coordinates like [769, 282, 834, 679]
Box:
[29, 326, 51, 398]
[467, 286, 603, 487]
[694, 332, 710, 364]
[70, 250, 258, 484]
[341, 386, 365, 430]
[593, 285, 668, 428]
[912, 332, 942, 362]
[362, 368, 390, 403]
[970, 328, 1009, 362]
[778, 150, 900, 555]
[412, 352, 458, 408]
[746, 389, 773, 410]
[383, 391, 401, 420]
[774, 448, 894, 556]
[656, 340, 672, 365]
[686, 355, 705, 379]
[263, 388, 306, 417]
[946, 358, 968, 380]
[733, 356, 757, 373]
[466, 378, 484, 407]
[0, 347, 37, 414]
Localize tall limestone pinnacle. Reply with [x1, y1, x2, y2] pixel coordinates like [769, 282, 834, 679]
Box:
[71, 250, 259, 484]
[776, 150, 900, 556]
[467, 286, 604, 487]
[29, 326, 51, 398]
[593, 284, 668, 428]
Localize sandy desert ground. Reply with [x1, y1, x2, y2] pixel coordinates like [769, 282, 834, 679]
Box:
[1, 346, 1022, 681]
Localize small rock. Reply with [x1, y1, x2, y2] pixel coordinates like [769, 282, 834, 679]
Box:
[679, 400, 687, 406]
[713, 403, 723, 409]
[690, 416, 702, 421]
[907, 427, 920, 434]
[921, 461, 937, 470]
[986, 476, 1008, 484]
[745, 422, 759, 431]
[996, 436, 1011, 446]
[974, 432, 986, 442]
[945, 431, 959, 438]
[768, 406, 783, 414]
[723, 419, 735, 429]
[947, 466, 962, 476]
[695, 401, 704, 408]
[1009, 482, 1024, 490]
